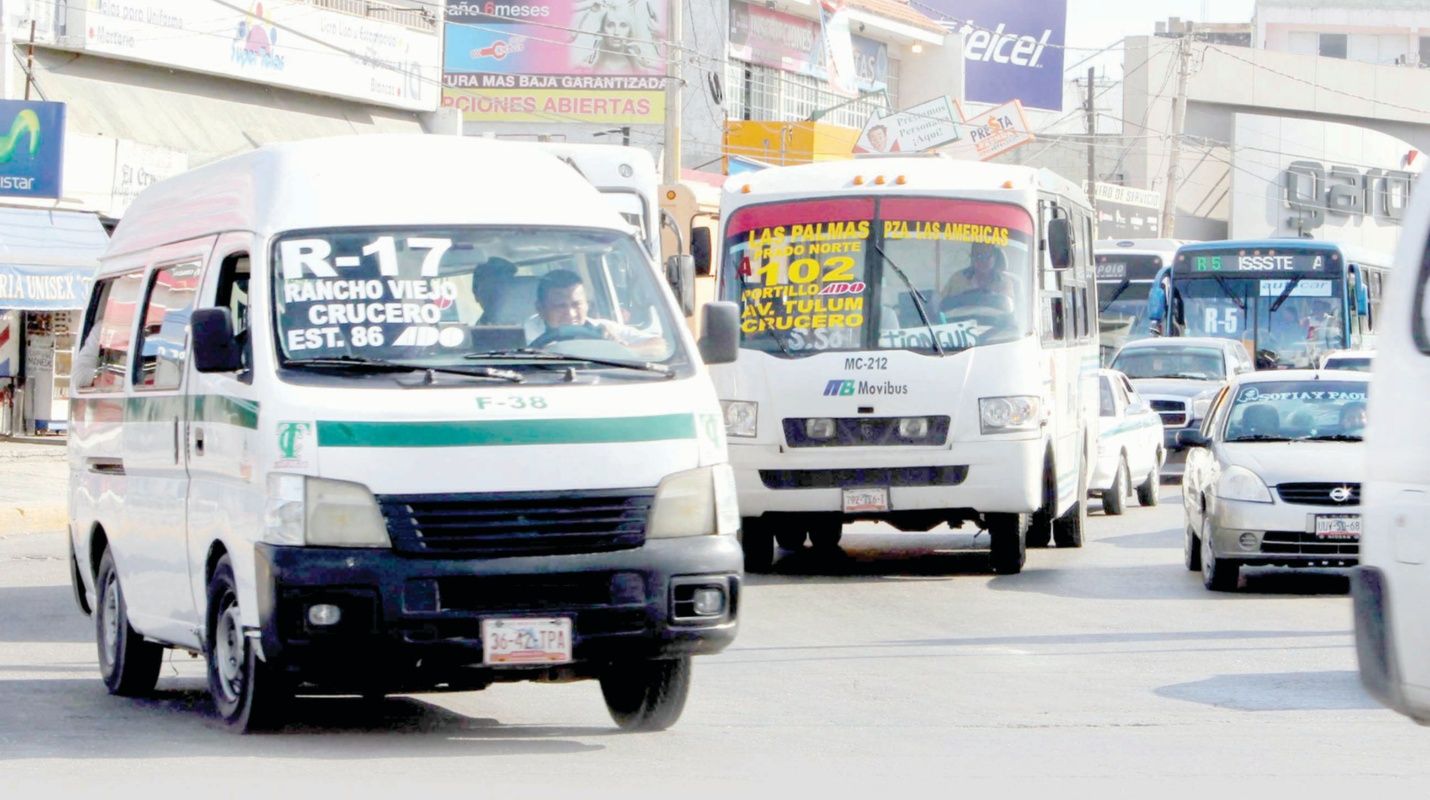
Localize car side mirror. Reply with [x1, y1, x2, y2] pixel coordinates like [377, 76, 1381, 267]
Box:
[1176, 429, 1211, 449]
[191, 308, 243, 373]
[697, 301, 740, 365]
[691, 226, 713, 277]
[666, 254, 696, 316]
[1048, 218, 1074, 270]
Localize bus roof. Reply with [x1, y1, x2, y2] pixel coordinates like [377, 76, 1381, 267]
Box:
[723, 156, 1089, 206]
[105, 135, 629, 263]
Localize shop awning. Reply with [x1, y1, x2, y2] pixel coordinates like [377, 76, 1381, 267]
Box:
[0, 208, 108, 311]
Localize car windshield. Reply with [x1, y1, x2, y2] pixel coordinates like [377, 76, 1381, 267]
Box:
[1111, 346, 1225, 380]
[271, 226, 688, 378]
[720, 196, 1035, 356]
[1223, 380, 1369, 442]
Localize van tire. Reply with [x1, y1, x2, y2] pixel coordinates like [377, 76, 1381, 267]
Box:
[1136, 462, 1161, 507]
[987, 513, 1028, 575]
[95, 549, 162, 697]
[740, 519, 774, 573]
[1102, 457, 1128, 516]
[206, 555, 290, 732]
[600, 656, 692, 732]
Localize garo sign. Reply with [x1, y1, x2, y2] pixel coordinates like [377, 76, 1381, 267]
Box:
[1283, 160, 1416, 232]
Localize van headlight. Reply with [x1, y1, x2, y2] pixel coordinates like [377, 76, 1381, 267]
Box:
[721, 400, 758, 438]
[1216, 465, 1273, 504]
[264, 474, 391, 547]
[647, 465, 740, 538]
[979, 396, 1042, 434]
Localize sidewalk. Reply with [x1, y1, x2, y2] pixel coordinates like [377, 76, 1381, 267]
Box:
[0, 437, 68, 534]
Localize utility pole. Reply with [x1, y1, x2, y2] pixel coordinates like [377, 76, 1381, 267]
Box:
[1160, 35, 1192, 237]
[662, 0, 682, 184]
[23, 21, 36, 101]
[1084, 65, 1097, 215]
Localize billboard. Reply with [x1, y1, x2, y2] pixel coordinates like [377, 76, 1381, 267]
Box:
[443, 1, 668, 124]
[0, 100, 64, 200]
[1087, 183, 1162, 239]
[920, 0, 1067, 111]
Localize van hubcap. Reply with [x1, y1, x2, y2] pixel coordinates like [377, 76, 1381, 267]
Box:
[101, 577, 120, 664]
[214, 603, 245, 703]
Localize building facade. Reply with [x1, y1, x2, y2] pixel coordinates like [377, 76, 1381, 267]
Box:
[1255, 0, 1430, 67]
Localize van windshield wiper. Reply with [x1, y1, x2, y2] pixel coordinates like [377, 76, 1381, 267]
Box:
[869, 239, 945, 356]
[1100, 279, 1131, 312]
[288, 355, 524, 383]
[464, 348, 673, 377]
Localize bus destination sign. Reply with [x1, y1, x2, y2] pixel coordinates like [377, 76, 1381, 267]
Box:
[1176, 252, 1329, 275]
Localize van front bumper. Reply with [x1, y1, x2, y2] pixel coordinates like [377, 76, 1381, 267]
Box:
[253, 536, 740, 691]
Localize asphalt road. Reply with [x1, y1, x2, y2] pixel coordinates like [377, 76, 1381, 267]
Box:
[3, 486, 1427, 794]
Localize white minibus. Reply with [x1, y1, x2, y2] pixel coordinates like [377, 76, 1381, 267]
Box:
[714, 156, 1100, 573]
[66, 135, 744, 732]
[1093, 238, 1182, 364]
[1355, 183, 1430, 723]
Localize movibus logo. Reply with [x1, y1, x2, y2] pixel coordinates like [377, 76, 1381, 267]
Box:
[824, 380, 856, 396]
[823, 379, 909, 396]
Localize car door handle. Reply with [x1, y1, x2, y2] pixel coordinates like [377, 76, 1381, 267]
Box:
[194, 425, 205, 456]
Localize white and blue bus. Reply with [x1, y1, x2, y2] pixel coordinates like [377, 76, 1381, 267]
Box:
[1150, 239, 1388, 369]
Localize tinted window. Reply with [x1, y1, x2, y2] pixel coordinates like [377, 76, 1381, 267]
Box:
[77, 272, 144, 392]
[134, 263, 201, 390]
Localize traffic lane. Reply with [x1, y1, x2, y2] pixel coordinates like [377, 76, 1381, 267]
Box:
[4, 494, 1428, 788]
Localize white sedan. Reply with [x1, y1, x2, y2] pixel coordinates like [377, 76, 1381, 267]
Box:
[1091, 369, 1165, 515]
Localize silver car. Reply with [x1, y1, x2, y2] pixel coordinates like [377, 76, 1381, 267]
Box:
[1178, 369, 1368, 591]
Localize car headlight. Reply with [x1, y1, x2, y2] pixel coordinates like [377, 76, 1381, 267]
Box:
[1191, 392, 1216, 420]
[1216, 465, 1273, 504]
[979, 396, 1042, 434]
[647, 465, 739, 538]
[721, 400, 758, 438]
[264, 473, 391, 547]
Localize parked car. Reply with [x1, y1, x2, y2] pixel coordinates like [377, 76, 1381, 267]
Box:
[1178, 369, 1368, 591]
[1320, 349, 1374, 372]
[1110, 337, 1253, 479]
[1092, 369, 1164, 514]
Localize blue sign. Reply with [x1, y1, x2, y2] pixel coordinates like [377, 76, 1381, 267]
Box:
[0, 100, 65, 199]
[0, 265, 93, 311]
[922, 0, 1067, 111]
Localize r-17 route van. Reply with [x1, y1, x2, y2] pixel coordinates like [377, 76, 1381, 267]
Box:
[66, 135, 743, 732]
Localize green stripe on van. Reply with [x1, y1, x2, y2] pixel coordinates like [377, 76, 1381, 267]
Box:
[315, 413, 698, 448]
[191, 395, 260, 430]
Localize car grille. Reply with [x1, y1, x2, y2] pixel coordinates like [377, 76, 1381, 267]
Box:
[377, 490, 654, 558]
[782, 416, 950, 447]
[1260, 530, 1360, 557]
[1149, 399, 1188, 427]
[1276, 483, 1361, 507]
[759, 466, 968, 490]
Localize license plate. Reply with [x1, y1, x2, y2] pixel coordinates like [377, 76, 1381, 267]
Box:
[843, 487, 889, 513]
[481, 617, 573, 665]
[1314, 514, 1361, 539]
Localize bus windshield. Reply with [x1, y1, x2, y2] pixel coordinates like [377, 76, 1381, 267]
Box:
[720, 196, 1035, 356]
[1171, 248, 1346, 369]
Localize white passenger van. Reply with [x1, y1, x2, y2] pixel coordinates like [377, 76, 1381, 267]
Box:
[1355, 182, 1430, 723]
[66, 135, 744, 732]
[714, 156, 1100, 573]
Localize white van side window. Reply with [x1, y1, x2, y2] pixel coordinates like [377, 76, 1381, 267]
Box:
[76, 272, 144, 393]
[134, 263, 202, 390]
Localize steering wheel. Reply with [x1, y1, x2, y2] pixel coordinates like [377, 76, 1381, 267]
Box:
[941, 289, 1013, 315]
[530, 323, 608, 349]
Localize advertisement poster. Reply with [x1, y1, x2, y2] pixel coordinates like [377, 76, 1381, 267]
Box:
[0, 100, 64, 200]
[854, 98, 1031, 161]
[1087, 182, 1162, 238]
[443, 1, 669, 124]
[919, 0, 1067, 111]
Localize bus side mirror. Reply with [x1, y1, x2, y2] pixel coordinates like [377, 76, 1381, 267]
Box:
[665, 254, 696, 316]
[691, 226, 713, 276]
[698, 301, 740, 365]
[1048, 218, 1074, 270]
[191, 308, 243, 373]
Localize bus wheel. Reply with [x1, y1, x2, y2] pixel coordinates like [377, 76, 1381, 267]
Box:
[1055, 461, 1089, 548]
[987, 513, 1028, 575]
[1026, 460, 1056, 548]
[740, 518, 774, 573]
[206, 555, 290, 732]
[601, 656, 692, 732]
[95, 549, 163, 697]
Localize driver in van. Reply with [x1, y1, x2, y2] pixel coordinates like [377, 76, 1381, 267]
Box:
[528, 269, 664, 356]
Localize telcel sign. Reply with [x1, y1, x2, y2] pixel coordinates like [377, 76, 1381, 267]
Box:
[923, 0, 1067, 111]
[0, 101, 64, 200]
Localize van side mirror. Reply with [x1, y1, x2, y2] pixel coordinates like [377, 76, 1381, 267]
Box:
[1176, 429, 1211, 449]
[666, 254, 696, 316]
[191, 308, 243, 373]
[691, 226, 713, 276]
[697, 301, 740, 365]
[1048, 218, 1074, 270]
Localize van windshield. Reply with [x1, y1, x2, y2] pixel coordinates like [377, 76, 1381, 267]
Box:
[272, 227, 688, 377]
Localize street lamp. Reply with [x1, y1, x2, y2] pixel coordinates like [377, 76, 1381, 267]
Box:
[805, 88, 891, 123]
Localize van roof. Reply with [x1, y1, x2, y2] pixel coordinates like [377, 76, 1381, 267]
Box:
[723, 157, 1089, 205]
[104, 135, 630, 262]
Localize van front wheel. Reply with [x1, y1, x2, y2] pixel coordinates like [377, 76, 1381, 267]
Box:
[206, 556, 290, 732]
[95, 549, 162, 697]
[600, 657, 692, 732]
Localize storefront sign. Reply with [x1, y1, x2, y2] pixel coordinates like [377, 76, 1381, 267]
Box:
[442, 1, 668, 124]
[954, 100, 1035, 160]
[1087, 182, 1162, 239]
[0, 101, 65, 199]
[853, 96, 961, 154]
[111, 140, 189, 215]
[919, 0, 1067, 111]
[0, 265, 94, 311]
[81, 0, 441, 111]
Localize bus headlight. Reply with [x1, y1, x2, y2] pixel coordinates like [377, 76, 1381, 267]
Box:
[979, 396, 1042, 434]
[647, 465, 739, 538]
[721, 400, 758, 438]
[897, 416, 931, 439]
[263, 474, 391, 548]
[805, 417, 837, 439]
